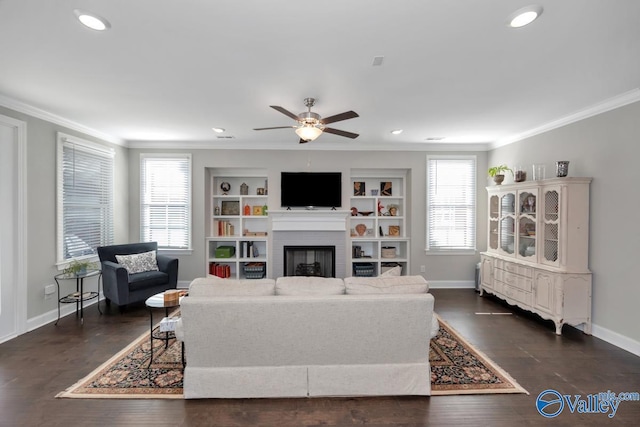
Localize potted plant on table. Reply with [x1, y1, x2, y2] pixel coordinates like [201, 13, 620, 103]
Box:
[487, 165, 513, 185]
[63, 259, 98, 276]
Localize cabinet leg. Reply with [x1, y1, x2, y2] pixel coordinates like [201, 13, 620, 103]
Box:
[554, 321, 563, 335]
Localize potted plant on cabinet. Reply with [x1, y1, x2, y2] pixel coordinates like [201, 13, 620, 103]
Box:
[487, 165, 513, 185]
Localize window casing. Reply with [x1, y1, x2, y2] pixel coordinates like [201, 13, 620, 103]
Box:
[426, 156, 477, 253]
[140, 154, 192, 250]
[56, 133, 115, 264]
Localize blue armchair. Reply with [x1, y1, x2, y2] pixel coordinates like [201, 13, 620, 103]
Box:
[97, 242, 178, 308]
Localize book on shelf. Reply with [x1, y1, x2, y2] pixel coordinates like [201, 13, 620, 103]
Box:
[215, 220, 235, 236]
[209, 262, 232, 278]
[240, 241, 260, 258]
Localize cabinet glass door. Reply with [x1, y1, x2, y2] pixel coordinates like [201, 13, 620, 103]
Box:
[542, 188, 560, 265]
[518, 191, 537, 259]
[489, 195, 499, 250]
[499, 193, 515, 255]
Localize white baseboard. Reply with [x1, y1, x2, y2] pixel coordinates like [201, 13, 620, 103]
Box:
[428, 280, 476, 289]
[27, 299, 94, 332]
[591, 323, 640, 357]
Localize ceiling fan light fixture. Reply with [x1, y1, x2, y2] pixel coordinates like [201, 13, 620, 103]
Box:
[74, 9, 111, 31]
[295, 125, 322, 141]
[507, 5, 543, 28]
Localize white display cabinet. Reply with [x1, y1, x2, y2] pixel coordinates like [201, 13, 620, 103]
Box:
[481, 177, 592, 335]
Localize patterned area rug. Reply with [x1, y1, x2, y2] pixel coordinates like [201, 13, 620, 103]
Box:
[57, 315, 526, 399]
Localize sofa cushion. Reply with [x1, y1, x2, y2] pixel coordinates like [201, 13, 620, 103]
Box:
[115, 250, 159, 274]
[344, 275, 429, 294]
[275, 276, 345, 296]
[128, 270, 169, 290]
[189, 277, 275, 296]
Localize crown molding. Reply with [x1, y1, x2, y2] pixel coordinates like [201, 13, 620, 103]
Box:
[0, 94, 125, 146]
[491, 88, 640, 149]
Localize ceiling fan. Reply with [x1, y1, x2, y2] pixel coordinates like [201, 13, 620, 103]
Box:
[254, 98, 359, 143]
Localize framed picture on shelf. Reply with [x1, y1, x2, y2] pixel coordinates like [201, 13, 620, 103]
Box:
[380, 181, 392, 196]
[221, 200, 239, 215]
[388, 225, 400, 236]
[252, 206, 263, 216]
[354, 181, 366, 196]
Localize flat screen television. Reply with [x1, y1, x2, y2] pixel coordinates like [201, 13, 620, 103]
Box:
[281, 172, 342, 208]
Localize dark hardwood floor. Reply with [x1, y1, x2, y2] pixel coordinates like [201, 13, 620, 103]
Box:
[1, 289, 639, 426]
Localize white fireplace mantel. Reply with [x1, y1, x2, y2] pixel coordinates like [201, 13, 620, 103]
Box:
[270, 209, 350, 232]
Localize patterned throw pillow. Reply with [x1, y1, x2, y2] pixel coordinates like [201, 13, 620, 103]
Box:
[115, 250, 159, 274]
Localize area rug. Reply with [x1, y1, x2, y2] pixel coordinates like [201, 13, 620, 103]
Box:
[57, 314, 526, 399]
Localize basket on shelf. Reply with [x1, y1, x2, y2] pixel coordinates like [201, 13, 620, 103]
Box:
[353, 262, 375, 277]
[243, 262, 265, 279]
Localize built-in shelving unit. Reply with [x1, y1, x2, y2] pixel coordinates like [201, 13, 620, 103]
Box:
[349, 169, 409, 276]
[206, 168, 269, 279]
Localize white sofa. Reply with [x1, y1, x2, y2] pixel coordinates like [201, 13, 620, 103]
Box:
[176, 275, 437, 399]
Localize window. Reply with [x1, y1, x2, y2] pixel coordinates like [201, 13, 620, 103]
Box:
[426, 156, 476, 253]
[140, 154, 192, 250]
[57, 133, 114, 264]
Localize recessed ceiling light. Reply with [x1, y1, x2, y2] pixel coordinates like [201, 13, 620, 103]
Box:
[212, 127, 225, 133]
[425, 137, 446, 141]
[390, 129, 403, 135]
[507, 5, 543, 28]
[74, 9, 111, 31]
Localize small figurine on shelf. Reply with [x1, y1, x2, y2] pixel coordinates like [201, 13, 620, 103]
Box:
[244, 204, 251, 216]
[377, 200, 384, 216]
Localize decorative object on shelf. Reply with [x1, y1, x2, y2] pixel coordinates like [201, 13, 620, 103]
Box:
[388, 225, 400, 236]
[354, 181, 365, 196]
[358, 211, 374, 216]
[256, 187, 265, 195]
[240, 182, 249, 195]
[514, 165, 527, 182]
[262, 204, 268, 215]
[221, 200, 240, 215]
[379, 226, 384, 236]
[387, 204, 398, 216]
[355, 223, 367, 236]
[264, 179, 268, 195]
[556, 161, 569, 177]
[377, 200, 384, 215]
[214, 206, 220, 216]
[351, 207, 358, 216]
[380, 181, 392, 196]
[352, 245, 363, 258]
[381, 246, 396, 258]
[532, 163, 545, 181]
[521, 195, 536, 213]
[63, 259, 98, 276]
[220, 181, 231, 194]
[243, 204, 250, 216]
[487, 165, 513, 185]
[252, 205, 263, 216]
[371, 189, 378, 196]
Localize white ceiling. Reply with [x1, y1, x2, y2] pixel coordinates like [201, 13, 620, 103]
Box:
[1, 0, 639, 151]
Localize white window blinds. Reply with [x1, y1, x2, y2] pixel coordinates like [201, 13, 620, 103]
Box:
[57, 133, 114, 263]
[140, 154, 192, 250]
[426, 156, 476, 253]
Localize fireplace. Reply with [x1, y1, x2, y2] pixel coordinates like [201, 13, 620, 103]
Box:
[284, 246, 336, 278]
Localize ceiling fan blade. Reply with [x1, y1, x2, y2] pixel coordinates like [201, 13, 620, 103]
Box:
[253, 126, 297, 131]
[270, 105, 300, 121]
[298, 138, 311, 144]
[322, 127, 359, 139]
[320, 111, 359, 125]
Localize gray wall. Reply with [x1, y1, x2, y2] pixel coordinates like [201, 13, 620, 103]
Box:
[127, 148, 487, 285]
[487, 100, 640, 344]
[0, 106, 129, 320]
